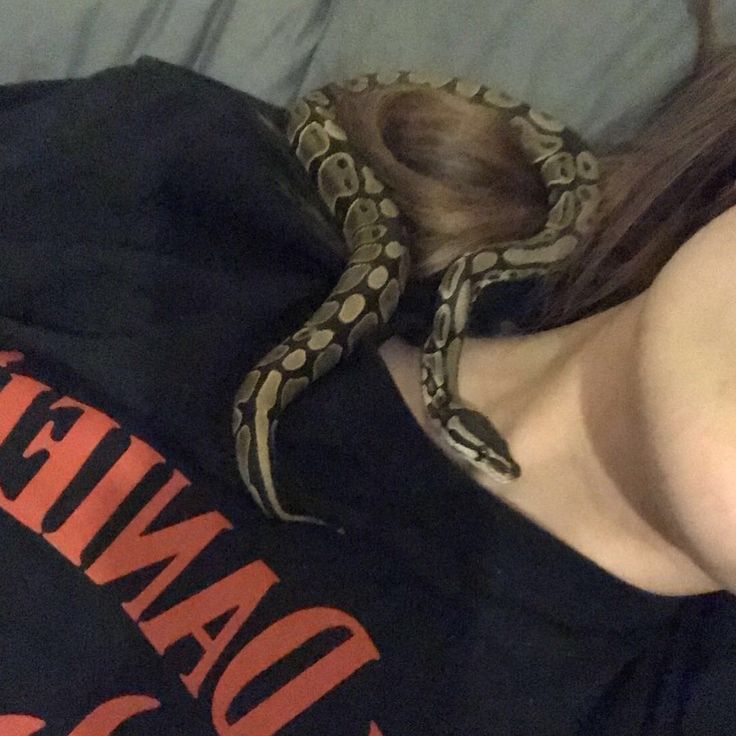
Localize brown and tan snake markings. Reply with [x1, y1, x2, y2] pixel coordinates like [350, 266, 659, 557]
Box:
[233, 71, 602, 525]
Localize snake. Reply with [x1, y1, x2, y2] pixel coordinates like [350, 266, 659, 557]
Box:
[232, 70, 602, 526]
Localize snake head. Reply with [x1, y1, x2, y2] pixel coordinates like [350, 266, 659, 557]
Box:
[477, 446, 522, 483]
[445, 406, 522, 483]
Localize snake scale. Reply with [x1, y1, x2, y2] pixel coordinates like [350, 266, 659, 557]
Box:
[232, 70, 602, 526]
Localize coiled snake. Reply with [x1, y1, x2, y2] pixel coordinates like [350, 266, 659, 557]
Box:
[232, 71, 601, 526]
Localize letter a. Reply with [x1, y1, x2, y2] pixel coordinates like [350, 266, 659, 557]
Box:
[212, 607, 380, 736]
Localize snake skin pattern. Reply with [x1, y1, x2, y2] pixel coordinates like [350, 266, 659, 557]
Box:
[232, 70, 602, 525]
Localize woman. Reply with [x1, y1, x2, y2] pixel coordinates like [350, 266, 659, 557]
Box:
[0, 14, 734, 736]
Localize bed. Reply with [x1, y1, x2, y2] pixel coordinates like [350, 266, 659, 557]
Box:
[1, 0, 731, 152]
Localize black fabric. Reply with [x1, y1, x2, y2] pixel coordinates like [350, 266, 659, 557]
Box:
[0, 56, 734, 735]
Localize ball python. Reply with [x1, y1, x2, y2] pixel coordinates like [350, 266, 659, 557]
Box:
[232, 70, 602, 526]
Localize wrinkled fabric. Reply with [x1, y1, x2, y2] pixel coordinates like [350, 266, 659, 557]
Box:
[0, 57, 734, 736]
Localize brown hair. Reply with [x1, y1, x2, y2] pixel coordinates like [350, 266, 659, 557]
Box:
[330, 1, 736, 331]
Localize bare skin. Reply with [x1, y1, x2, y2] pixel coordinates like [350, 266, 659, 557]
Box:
[378, 205, 736, 596]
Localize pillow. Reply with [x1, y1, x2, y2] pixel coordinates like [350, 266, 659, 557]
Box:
[0, 0, 327, 106]
[298, 0, 700, 151]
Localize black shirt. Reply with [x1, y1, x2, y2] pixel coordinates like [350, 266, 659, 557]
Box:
[0, 56, 734, 736]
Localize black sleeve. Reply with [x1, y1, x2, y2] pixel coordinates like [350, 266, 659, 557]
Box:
[0, 55, 349, 483]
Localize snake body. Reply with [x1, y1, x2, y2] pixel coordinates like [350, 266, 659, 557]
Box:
[232, 71, 601, 525]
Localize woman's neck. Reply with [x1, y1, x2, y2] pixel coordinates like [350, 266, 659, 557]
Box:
[456, 291, 722, 595]
[379, 288, 723, 597]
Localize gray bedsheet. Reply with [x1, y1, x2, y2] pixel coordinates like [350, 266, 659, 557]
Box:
[0, 0, 726, 147]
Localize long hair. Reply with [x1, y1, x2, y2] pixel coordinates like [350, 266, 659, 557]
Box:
[329, 1, 736, 331]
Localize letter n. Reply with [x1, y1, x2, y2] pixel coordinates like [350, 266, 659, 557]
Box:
[85, 469, 232, 620]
